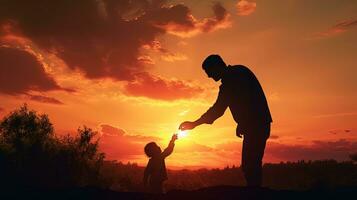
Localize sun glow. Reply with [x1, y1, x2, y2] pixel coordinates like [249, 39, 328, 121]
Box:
[177, 130, 188, 139]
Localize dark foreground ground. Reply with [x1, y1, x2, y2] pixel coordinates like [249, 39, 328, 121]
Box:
[1, 186, 356, 200]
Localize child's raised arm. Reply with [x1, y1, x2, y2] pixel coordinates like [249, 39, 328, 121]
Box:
[161, 134, 177, 158]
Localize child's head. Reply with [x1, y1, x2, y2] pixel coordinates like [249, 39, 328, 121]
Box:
[144, 142, 162, 157]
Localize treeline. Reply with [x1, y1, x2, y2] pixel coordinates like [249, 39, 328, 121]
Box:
[0, 105, 356, 191]
[101, 159, 357, 192]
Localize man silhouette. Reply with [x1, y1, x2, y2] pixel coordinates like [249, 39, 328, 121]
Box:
[179, 54, 272, 187]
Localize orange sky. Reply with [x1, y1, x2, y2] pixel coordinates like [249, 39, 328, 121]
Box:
[0, 0, 356, 169]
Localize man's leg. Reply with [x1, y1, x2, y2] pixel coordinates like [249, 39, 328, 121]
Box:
[241, 123, 270, 187]
[150, 181, 164, 194]
[149, 180, 164, 194]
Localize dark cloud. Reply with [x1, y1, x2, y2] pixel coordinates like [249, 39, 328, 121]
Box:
[200, 3, 230, 32]
[216, 139, 357, 162]
[160, 52, 187, 62]
[0, 47, 67, 95]
[99, 124, 160, 160]
[100, 124, 126, 136]
[155, 2, 231, 37]
[143, 3, 196, 32]
[329, 130, 337, 135]
[0, 0, 230, 100]
[334, 19, 357, 29]
[28, 94, 64, 105]
[329, 129, 354, 135]
[266, 139, 357, 162]
[316, 19, 357, 38]
[124, 72, 203, 100]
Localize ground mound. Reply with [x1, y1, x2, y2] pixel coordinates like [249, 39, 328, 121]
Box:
[2, 185, 356, 200]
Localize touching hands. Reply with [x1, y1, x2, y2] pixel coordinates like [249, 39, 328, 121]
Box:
[179, 121, 197, 131]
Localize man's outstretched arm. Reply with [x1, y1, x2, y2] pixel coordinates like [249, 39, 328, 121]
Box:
[180, 85, 228, 130]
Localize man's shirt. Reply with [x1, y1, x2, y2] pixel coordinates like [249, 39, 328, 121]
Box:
[198, 65, 272, 127]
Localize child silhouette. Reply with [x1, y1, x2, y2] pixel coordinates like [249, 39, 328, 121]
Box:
[143, 134, 178, 193]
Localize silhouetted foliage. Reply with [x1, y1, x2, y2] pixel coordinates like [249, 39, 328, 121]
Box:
[263, 160, 357, 189]
[0, 105, 104, 188]
[99, 160, 357, 192]
[350, 153, 357, 162]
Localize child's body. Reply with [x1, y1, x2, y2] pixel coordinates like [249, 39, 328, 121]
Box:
[143, 134, 177, 194]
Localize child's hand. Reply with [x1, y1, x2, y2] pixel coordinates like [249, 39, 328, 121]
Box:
[172, 134, 178, 141]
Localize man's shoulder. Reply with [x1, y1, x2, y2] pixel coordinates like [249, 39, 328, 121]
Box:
[227, 65, 254, 78]
[222, 65, 245, 80]
[228, 64, 249, 71]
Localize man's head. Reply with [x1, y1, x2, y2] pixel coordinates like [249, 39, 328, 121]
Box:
[144, 142, 162, 158]
[202, 54, 227, 81]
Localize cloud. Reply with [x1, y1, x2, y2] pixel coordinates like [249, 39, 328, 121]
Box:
[215, 141, 242, 151]
[199, 3, 231, 32]
[99, 124, 160, 160]
[141, 40, 168, 53]
[101, 124, 126, 136]
[161, 52, 187, 62]
[329, 129, 354, 135]
[265, 139, 357, 162]
[0, 0, 230, 101]
[137, 55, 155, 65]
[142, 40, 187, 62]
[177, 41, 188, 46]
[0, 47, 68, 95]
[236, 0, 257, 16]
[0, 107, 4, 112]
[27, 94, 64, 105]
[158, 2, 231, 37]
[123, 72, 204, 100]
[215, 138, 357, 163]
[316, 19, 357, 38]
[313, 112, 357, 118]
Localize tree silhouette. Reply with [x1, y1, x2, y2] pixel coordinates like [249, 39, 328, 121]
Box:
[350, 153, 357, 163]
[0, 104, 104, 188]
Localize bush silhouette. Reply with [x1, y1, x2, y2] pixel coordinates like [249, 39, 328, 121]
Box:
[350, 153, 357, 163]
[0, 105, 104, 188]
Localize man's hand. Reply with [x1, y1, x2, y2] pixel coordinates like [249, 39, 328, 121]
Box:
[179, 121, 197, 130]
[236, 126, 243, 138]
[236, 132, 242, 138]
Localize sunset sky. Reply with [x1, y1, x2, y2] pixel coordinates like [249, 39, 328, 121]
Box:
[0, 0, 356, 169]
